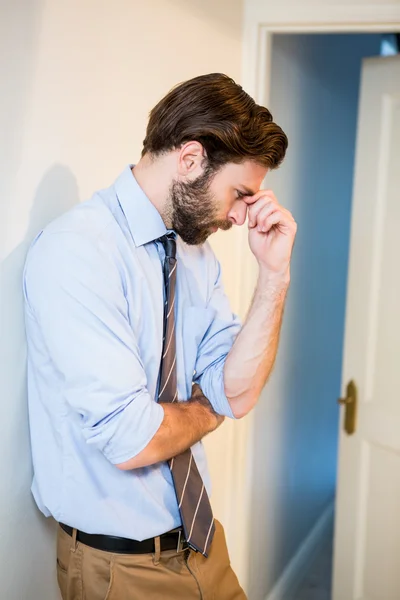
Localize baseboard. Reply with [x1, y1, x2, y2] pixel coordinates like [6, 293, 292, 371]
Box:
[265, 500, 335, 600]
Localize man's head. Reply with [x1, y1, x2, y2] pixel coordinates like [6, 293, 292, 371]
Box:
[140, 73, 288, 245]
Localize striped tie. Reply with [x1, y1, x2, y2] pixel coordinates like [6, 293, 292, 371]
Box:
[157, 233, 215, 557]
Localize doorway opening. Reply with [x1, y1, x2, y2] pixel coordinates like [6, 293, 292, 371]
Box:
[247, 31, 397, 600]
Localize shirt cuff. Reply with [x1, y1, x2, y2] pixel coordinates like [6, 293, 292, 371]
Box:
[93, 392, 165, 465]
[196, 355, 236, 420]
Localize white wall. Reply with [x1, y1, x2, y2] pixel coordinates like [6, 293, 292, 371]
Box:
[246, 33, 382, 600]
[0, 1, 243, 597]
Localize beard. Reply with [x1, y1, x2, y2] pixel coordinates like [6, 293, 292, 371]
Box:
[168, 168, 232, 246]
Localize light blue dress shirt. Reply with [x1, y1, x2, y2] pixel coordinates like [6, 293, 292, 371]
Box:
[23, 165, 241, 540]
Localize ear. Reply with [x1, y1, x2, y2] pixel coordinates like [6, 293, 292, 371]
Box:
[177, 141, 206, 180]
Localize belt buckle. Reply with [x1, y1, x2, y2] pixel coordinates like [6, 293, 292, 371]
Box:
[176, 529, 187, 553]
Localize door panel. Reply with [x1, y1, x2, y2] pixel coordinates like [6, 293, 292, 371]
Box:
[333, 56, 400, 600]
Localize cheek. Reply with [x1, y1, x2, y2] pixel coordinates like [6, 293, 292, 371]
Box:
[219, 192, 236, 216]
[208, 179, 233, 211]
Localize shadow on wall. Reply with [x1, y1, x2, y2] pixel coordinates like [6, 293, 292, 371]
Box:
[0, 0, 42, 253]
[0, 165, 79, 598]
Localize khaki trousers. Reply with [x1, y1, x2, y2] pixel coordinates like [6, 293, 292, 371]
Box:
[57, 520, 247, 600]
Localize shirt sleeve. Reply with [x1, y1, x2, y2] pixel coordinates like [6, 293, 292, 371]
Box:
[23, 230, 164, 464]
[193, 246, 242, 419]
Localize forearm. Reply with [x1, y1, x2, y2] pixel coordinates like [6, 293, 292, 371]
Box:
[116, 390, 222, 470]
[224, 267, 290, 418]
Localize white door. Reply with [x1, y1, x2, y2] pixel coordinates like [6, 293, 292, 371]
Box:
[333, 55, 400, 600]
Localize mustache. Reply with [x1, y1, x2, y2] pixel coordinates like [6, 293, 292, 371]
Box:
[216, 220, 233, 231]
[204, 218, 233, 231]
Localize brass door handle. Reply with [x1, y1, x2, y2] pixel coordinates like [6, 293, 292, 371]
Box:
[338, 380, 357, 435]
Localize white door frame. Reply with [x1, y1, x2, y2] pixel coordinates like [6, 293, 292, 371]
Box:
[228, 3, 400, 591]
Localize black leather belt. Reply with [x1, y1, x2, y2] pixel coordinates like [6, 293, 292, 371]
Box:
[59, 523, 188, 554]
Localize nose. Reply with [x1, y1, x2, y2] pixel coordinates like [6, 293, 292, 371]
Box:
[227, 200, 247, 226]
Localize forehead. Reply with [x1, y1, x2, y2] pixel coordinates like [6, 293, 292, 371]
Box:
[213, 160, 268, 194]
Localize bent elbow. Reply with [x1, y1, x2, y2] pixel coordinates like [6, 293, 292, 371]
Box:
[227, 391, 259, 419]
[231, 406, 248, 420]
[226, 395, 248, 419]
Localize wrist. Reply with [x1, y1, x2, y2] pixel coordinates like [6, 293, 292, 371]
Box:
[257, 266, 291, 290]
[188, 385, 224, 431]
[193, 400, 221, 432]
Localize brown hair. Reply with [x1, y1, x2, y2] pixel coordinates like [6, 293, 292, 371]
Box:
[142, 73, 288, 170]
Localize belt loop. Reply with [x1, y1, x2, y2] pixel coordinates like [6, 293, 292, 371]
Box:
[153, 536, 161, 565]
[71, 528, 78, 552]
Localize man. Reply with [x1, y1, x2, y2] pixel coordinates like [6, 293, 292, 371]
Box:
[23, 73, 296, 599]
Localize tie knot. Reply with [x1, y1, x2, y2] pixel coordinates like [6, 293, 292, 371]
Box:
[159, 233, 177, 260]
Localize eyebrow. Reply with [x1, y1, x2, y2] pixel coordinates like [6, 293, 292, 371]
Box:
[239, 186, 256, 197]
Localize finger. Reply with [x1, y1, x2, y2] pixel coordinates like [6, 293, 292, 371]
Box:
[256, 203, 295, 228]
[258, 210, 284, 233]
[254, 205, 279, 231]
[242, 189, 276, 206]
[248, 199, 278, 228]
[247, 198, 272, 227]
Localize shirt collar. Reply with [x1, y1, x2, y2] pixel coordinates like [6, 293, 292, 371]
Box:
[114, 164, 168, 247]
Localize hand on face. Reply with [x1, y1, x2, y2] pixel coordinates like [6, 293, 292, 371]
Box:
[243, 190, 297, 275]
